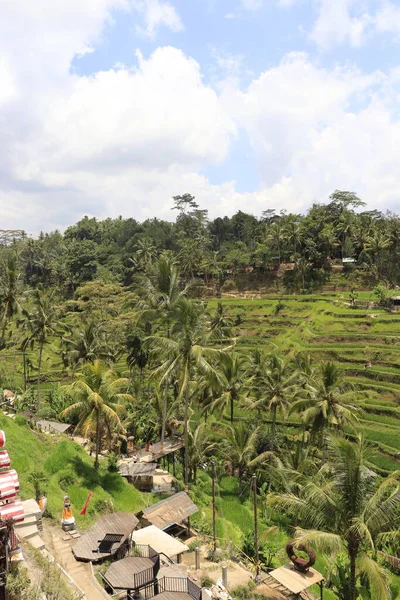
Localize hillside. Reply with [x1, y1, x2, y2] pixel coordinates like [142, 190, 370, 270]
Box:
[0, 413, 149, 529]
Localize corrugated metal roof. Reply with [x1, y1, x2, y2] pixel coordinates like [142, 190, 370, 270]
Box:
[119, 462, 157, 477]
[36, 420, 71, 434]
[140, 492, 198, 530]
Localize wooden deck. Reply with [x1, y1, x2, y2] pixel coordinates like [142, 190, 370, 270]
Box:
[152, 593, 193, 600]
[104, 556, 156, 590]
[72, 512, 139, 563]
[138, 439, 184, 463]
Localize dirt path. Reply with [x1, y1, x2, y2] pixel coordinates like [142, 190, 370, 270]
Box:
[41, 522, 109, 600]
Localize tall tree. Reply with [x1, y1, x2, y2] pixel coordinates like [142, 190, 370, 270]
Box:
[19, 290, 64, 408]
[268, 436, 400, 600]
[0, 253, 23, 345]
[290, 362, 360, 445]
[248, 355, 300, 438]
[61, 361, 132, 469]
[151, 298, 223, 485]
[209, 352, 248, 422]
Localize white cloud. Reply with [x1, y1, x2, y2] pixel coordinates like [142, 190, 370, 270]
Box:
[3, 0, 400, 235]
[310, 0, 372, 49]
[132, 0, 183, 37]
[375, 2, 400, 35]
[230, 52, 400, 213]
[241, 0, 263, 9]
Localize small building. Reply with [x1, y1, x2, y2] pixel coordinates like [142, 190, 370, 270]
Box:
[119, 462, 157, 491]
[72, 512, 139, 563]
[131, 525, 188, 564]
[137, 492, 198, 535]
[36, 420, 72, 435]
[103, 551, 160, 597]
[391, 296, 400, 312]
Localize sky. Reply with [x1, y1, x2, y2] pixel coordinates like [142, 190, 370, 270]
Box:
[2, 0, 400, 233]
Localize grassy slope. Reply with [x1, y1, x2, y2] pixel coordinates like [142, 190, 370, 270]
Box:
[1, 413, 151, 529]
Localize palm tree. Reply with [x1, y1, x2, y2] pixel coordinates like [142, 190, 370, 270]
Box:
[151, 298, 224, 485]
[248, 355, 300, 439]
[61, 361, 132, 469]
[209, 352, 248, 422]
[0, 254, 23, 345]
[187, 422, 215, 484]
[290, 362, 360, 445]
[365, 231, 391, 276]
[19, 289, 64, 408]
[135, 255, 195, 328]
[268, 436, 400, 600]
[222, 422, 279, 487]
[136, 257, 195, 450]
[63, 321, 100, 368]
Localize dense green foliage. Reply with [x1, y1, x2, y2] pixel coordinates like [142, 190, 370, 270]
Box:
[2, 190, 400, 295]
[0, 193, 400, 599]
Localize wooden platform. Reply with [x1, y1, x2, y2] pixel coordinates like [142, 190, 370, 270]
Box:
[268, 564, 324, 595]
[104, 556, 155, 590]
[72, 512, 138, 563]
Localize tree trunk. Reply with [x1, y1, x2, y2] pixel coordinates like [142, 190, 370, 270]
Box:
[230, 395, 234, 423]
[271, 405, 277, 438]
[184, 386, 189, 486]
[161, 383, 168, 450]
[349, 549, 357, 600]
[37, 340, 44, 409]
[94, 409, 101, 470]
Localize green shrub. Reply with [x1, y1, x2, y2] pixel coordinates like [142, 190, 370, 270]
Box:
[14, 415, 27, 427]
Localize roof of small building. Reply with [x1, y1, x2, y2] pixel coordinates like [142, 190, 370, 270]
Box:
[268, 564, 324, 594]
[139, 492, 198, 530]
[72, 512, 139, 563]
[131, 525, 188, 557]
[36, 420, 71, 434]
[119, 462, 157, 478]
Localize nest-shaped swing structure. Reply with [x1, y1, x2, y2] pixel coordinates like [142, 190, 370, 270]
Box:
[286, 541, 316, 574]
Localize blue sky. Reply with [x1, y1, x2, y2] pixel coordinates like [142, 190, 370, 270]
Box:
[1, 0, 400, 232]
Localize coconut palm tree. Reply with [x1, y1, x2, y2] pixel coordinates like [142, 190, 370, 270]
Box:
[62, 321, 100, 368]
[151, 298, 224, 485]
[247, 355, 300, 439]
[268, 436, 400, 600]
[61, 360, 133, 469]
[209, 352, 248, 422]
[0, 253, 23, 345]
[19, 289, 64, 408]
[290, 362, 360, 445]
[186, 422, 215, 484]
[222, 422, 279, 489]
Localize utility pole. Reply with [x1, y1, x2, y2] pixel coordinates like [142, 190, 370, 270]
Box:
[252, 473, 260, 578]
[211, 460, 217, 556]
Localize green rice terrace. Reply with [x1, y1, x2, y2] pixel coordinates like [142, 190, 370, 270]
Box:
[208, 291, 400, 474]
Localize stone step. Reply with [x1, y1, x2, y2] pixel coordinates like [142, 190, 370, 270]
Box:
[16, 524, 40, 540]
[28, 534, 45, 550]
[15, 515, 38, 528]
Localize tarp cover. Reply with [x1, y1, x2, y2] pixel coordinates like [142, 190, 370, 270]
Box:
[0, 500, 24, 523]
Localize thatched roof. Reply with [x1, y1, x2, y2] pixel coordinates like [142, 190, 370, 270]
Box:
[139, 492, 198, 530]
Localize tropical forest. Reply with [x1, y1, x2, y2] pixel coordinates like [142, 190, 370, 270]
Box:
[0, 190, 399, 600]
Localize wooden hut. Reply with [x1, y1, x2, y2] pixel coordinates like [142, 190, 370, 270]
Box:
[119, 462, 157, 491]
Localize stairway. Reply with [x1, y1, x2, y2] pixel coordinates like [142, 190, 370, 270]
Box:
[15, 499, 45, 550]
[47, 529, 108, 600]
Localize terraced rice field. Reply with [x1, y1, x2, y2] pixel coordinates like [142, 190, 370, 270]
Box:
[208, 293, 400, 473]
